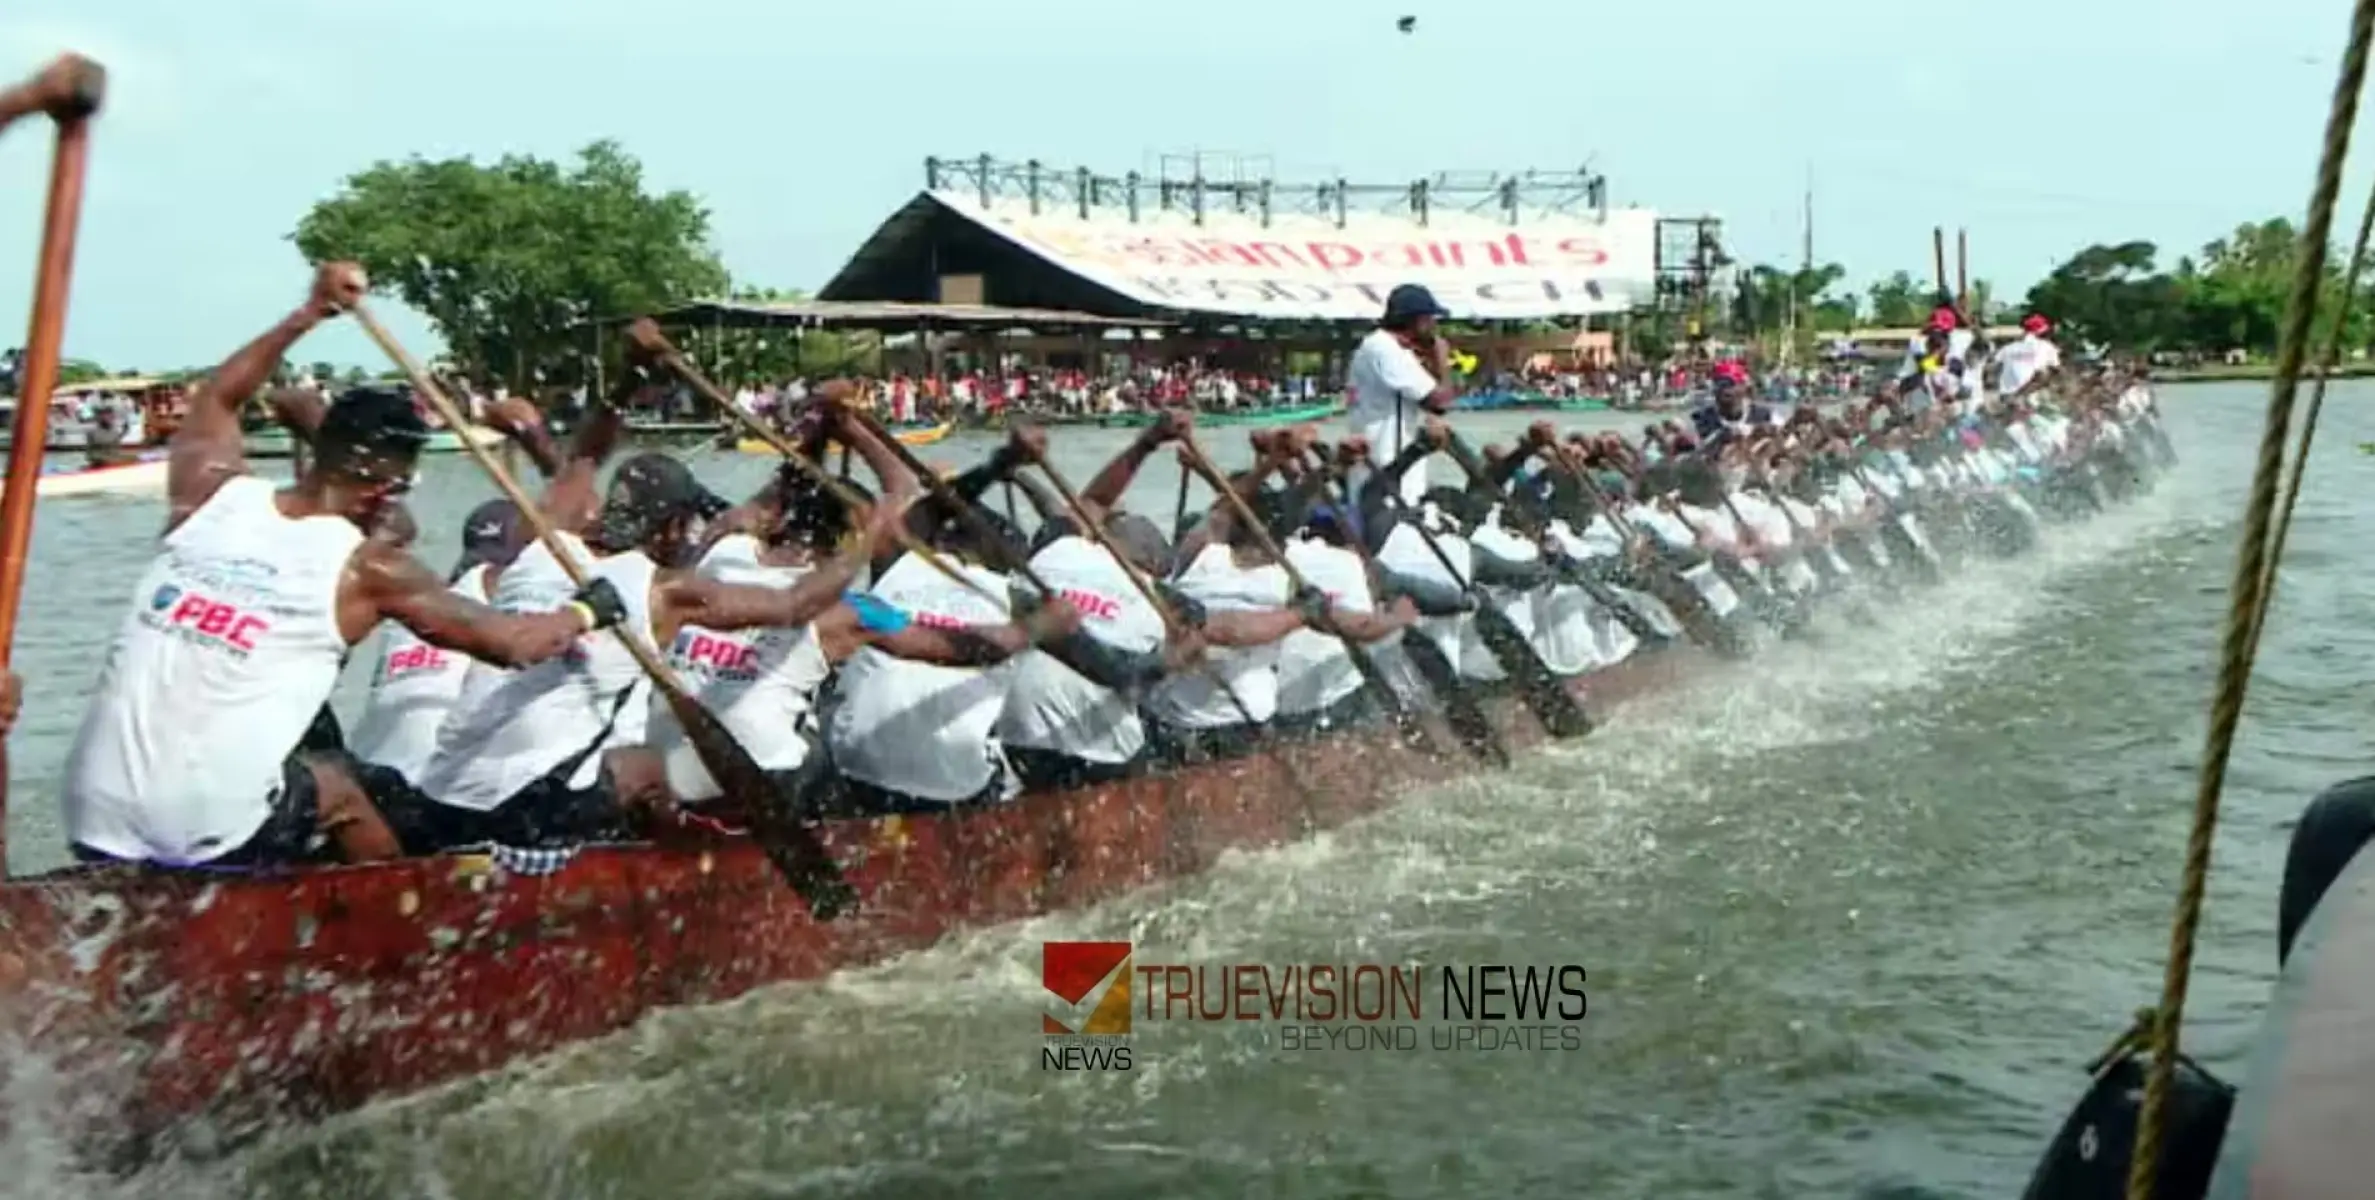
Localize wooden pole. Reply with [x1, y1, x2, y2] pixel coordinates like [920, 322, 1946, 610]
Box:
[1956, 228, 1970, 315]
[0, 58, 104, 871]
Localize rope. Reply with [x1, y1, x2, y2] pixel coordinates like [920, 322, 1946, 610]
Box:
[2246, 170, 2375, 663]
[2126, 4, 2375, 1195]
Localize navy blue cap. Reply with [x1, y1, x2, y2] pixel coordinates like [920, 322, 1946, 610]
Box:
[1383, 283, 1451, 325]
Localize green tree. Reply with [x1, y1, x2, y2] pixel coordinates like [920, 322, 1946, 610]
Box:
[292, 140, 728, 390]
[1866, 271, 1929, 326]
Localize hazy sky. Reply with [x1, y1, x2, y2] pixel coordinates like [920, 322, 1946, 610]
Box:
[0, 0, 2359, 371]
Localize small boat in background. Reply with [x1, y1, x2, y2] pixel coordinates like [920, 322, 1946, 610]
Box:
[0, 450, 170, 500]
[733, 419, 955, 455]
[1093, 400, 1343, 429]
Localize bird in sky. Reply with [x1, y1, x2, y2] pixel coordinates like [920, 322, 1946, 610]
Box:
[1397, 15, 1417, 33]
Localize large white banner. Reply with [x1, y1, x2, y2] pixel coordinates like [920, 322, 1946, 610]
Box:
[927, 192, 1660, 321]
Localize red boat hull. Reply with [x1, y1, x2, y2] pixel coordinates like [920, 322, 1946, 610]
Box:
[0, 645, 1707, 1162]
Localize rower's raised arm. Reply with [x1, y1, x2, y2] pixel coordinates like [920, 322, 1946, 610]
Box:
[350, 539, 616, 668]
[531, 389, 627, 536]
[260, 386, 329, 439]
[655, 497, 896, 637]
[166, 263, 364, 528]
[1081, 409, 1189, 513]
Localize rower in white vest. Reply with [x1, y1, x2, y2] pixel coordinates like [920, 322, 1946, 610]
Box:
[632, 480, 968, 816]
[347, 499, 523, 782]
[825, 518, 1081, 810]
[1145, 480, 1317, 756]
[62, 263, 608, 869]
[1272, 502, 1422, 733]
[996, 510, 1177, 789]
[413, 451, 879, 850]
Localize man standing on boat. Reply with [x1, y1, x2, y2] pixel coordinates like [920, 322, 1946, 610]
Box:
[1348, 284, 1460, 504]
[1992, 313, 2063, 402]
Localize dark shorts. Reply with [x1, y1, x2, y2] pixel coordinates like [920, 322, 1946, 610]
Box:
[365, 761, 627, 854]
[817, 762, 1012, 819]
[73, 754, 327, 870]
[1272, 688, 1380, 741]
[1146, 718, 1269, 768]
[1007, 743, 1147, 793]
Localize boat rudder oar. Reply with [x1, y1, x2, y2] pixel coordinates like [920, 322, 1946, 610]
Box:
[361, 308, 859, 920]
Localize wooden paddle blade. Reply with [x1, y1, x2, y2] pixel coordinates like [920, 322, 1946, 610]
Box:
[662, 688, 858, 921]
[1469, 605, 1593, 739]
[1396, 630, 1508, 767]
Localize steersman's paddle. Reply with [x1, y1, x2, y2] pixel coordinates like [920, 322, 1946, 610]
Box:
[355, 306, 859, 920]
[0, 53, 103, 865]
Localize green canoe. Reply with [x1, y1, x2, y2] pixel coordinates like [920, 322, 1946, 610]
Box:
[1092, 400, 1344, 429]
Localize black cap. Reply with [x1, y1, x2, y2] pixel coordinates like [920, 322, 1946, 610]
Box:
[451, 498, 523, 579]
[1382, 283, 1451, 326]
[592, 453, 731, 549]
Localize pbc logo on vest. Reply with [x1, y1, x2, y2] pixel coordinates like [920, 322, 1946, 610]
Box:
[380, 642, 452, 681]
[671, 630, 759, 679]
[1054, 587, 1122, 621]
[147, 584, 270, 654]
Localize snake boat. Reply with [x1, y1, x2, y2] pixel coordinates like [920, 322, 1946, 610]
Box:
[0, 430, 2164, 1169]
[0, 646, 1703, 1167]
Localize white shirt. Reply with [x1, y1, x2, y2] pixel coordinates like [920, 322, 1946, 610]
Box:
[1995, 333, 2063, 396]
[1375, 521, 1472, 672]
[998, 536, 1162, 764]
[1347, 329, 1439, 503]
[417, 535, 655, 812]
[1274, 539, 1375, 717]
[827, 552, 1016, 802]
[645, 535, 833, 802]
[63, 476, 363, 863]
[1145, 543, 1290, 729]
[348, 564, 493, 781]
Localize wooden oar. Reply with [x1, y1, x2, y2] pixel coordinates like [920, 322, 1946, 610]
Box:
[1523, 449, 1729, 643]
[1395, 437, 1592, 739]
[354, 306, 859, 920]
[623, 320, 1002, 607]
[1176, 436, 1506, 767]
[1441, 443, 1659, 642]
[1297, 455, 1502, 764]
[0, 55, 103, 867]
[1028, 454, 1335, 828]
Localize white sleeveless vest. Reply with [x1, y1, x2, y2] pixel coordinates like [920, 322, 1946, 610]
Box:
[347, 564, 492, 781]
[647, 534, 833, 801]
[1273, 538, 1374, 717]
[1144, 542, 1291, 729]
[416, 533, 658, 811]
[62, 475, 363, 863]
[998, 535, 1161, 764]
[1376, 522, 1472, 671]
[826, 552, 1015, 801]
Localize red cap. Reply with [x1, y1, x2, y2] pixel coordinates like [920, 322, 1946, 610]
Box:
[1927, 307, 1958, 332]
[2022, 314, 2051, 335]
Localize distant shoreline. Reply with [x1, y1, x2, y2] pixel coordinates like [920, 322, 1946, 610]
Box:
[2158, 361, 2375, 383]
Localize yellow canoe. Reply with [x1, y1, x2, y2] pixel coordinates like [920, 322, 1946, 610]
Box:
[735, 420, 955, 455]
